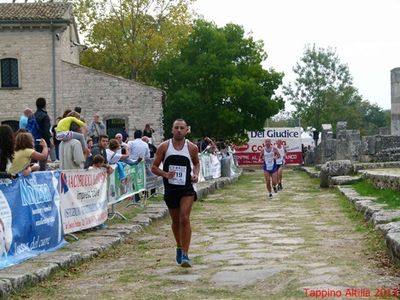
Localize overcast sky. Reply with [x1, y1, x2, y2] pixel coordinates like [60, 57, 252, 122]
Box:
[3, 0, 399, 110]
[193, 0, 400, 110]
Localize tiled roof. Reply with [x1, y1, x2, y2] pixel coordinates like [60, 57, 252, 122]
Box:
[0, 2, 72, 21]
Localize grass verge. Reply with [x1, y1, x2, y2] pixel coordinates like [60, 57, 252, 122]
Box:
[352, 180, 400, 209]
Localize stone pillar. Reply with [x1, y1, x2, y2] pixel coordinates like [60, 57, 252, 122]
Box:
[391, 68, 400, 135]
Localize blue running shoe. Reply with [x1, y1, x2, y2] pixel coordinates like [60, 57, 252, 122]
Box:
[181, 254, 192, 267]
[176, 247, 182, 264]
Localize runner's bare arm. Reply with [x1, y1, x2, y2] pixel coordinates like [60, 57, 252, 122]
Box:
[259, 148, 264, 161]
[189, 142, 200, 183]
[274, 148, 280, 159]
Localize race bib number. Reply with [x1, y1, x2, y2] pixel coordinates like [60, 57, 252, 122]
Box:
[168, 165, 187, 185]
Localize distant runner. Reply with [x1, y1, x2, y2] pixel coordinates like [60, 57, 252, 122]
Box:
[259, 138, 280, 198]
[275, 139, 287, 190]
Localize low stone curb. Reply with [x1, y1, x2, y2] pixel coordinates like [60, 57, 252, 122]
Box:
[300, 166, 320, 178]
[300, 166, 361, 186]
[353, 161, 400, 172]
[335, 185, 400, 263]
[0, 173, 241, 298]
[330, 175, 362, 185]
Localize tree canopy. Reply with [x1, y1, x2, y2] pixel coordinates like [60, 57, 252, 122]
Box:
[283, 44, 389, 134]
[154, 20, 284, 141]
[72, 0, 194, 84]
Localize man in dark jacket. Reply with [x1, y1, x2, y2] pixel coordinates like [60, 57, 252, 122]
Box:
[34, 97, 51, 171]
[85, 134, 109, 168]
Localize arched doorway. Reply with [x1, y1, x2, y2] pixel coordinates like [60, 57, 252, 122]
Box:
[1, 120, 19, 132]
[106, 118, 126, 139]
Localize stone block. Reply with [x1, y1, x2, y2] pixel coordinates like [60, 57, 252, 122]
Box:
[0, 279, 12, 299]
[319, 160, 353, 187]
[376, 221, 400, 234]
[132, 215, 152, 226]
[31, 251, 82, 269]
[385, 232, 400, 262]
[372, 211, 400, 225]
[330, 175, 361, 185]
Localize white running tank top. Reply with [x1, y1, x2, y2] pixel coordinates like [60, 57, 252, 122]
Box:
[276, 146, 285, 165]
[163, 139, 193, 190]
[263, 147, 275, 170]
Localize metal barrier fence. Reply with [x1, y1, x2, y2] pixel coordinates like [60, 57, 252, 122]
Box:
[0, 153, 240, 269]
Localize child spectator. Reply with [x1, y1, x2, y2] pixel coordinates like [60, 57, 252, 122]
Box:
[89, 154, 106, 169]
[89, 154, 114, 175]
[55, 112, 90, 156]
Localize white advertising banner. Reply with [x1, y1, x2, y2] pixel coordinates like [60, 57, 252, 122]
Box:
[234, 127, 303, 165]
[60, 169, 108, 234]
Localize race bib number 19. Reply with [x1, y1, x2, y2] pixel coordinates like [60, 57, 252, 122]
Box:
[168, 165, 187, 185]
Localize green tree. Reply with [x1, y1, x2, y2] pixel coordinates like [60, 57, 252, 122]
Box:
[154, 20, 284, 141]
[283, 44, 354, 131]
[267, 112, 300, 128]
[319, 86, 364, 133]
[360, 101, 390, 135]
[73, 0, 194, 83]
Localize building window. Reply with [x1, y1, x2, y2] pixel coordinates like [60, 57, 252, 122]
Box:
[1, 58, 19, 88]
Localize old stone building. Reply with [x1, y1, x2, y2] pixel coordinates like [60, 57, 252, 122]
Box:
[0, 2, 164, 142]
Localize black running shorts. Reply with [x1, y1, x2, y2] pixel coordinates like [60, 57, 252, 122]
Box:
[164, 189, 197, 209]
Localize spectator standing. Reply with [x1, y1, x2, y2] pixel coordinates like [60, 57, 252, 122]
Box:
[143, 123, 155, 143]
[88, 114, 106, 144]
[115, 133, 128, 154]
[87, 134, 109, 167]
[128, 130, 150, 202]
[128, 130, 150, 162]
[142, 136, 157, 196]
[51, 117, 62, 160]
[0, 125, 15, 173]
[106, 139, 130, 164]
[19, 108, 33, 130]
[59, 124, 85, 170]
[142, 136, 157, 158]
[34, 97, 52, 171]
[120, 127, 129, 143]
[59, 139, 85, 170]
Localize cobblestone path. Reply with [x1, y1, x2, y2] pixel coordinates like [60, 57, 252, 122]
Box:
[13, 169, 400, 299]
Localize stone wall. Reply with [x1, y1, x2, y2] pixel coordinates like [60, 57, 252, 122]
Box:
[0, 29, 54, 121]
[61, 61, 164, 143]
[316, 121, 400, 164]
[316, 122, 390, 163]
[0, 23, 165, 142]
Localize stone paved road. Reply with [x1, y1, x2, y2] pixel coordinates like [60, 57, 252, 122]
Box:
[12, 169, 400, 299]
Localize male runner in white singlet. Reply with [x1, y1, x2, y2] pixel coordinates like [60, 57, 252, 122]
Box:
[275, 139, 287, 190]
[259, 138, 280, 198]
[151, 119, 200, 267]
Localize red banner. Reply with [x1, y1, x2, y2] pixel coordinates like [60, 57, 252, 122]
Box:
[234, 127, 303, 165]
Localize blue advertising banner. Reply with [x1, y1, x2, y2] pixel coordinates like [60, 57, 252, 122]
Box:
[0, 171, 65, 269]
